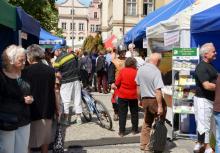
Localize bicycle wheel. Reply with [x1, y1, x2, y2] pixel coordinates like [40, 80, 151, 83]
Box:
[95, 100, 113, 130]
[82, 98, 92, 122]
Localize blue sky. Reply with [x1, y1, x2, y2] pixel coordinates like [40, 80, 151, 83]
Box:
[56, 0, 91, 6]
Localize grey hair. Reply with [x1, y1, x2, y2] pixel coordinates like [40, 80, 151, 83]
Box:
[26, 44, 45, 62]
[128, 43, 135, 49]
[125, 57, 137, 68]
[1, 45, 25, 69]
[199, 43, 215, 57]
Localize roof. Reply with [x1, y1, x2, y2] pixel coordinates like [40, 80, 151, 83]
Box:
[0, 0, 16, 29]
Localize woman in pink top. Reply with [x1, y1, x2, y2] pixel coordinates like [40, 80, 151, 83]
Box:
[112, 57, 139, 137]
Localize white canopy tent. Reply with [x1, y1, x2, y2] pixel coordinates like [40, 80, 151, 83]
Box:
[146, 0, 220, 52]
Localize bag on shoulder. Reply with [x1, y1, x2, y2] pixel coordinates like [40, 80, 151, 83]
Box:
[148, 117, 167, 152]
[96, 56, 107, 72]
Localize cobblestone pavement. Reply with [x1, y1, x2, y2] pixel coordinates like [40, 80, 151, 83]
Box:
[64, 92, 194, 153]
[32, 92, 195, 153]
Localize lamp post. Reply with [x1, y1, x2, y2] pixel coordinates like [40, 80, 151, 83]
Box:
[72, 0, 74, 51]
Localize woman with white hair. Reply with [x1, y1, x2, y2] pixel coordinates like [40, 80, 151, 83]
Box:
[0, 45, 33, 153]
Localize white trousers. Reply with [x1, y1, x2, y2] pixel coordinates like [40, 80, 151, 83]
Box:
[194, 96, 213, 143]
[60, 80, 82, 114]
[0, 124, 30, 153]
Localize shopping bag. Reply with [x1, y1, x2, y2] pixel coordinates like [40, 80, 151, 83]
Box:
[52, 124, 64, 153]
[148, 118, 167, 152]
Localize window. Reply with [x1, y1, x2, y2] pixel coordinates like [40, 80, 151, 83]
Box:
[127, 0, 136, 16]
[90, 24, 95, 32]
[79, 23, 84, 31]
[96, 25, 100, 31]
[143, 0, 154, 16]
[70, 23, 75, 30]
[70, 36, 75, 40]
[70, 9, 75, 15]
[61, 22, 66, 30]
[94, 12, 98, 19]
[79, 37, 84, 41]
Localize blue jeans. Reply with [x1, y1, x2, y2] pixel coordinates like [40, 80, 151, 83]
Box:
[214, 112, 220, 152]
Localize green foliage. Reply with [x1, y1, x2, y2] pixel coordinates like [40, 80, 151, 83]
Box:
[82, 33, 104, 53]
[8, 0, 58, 32]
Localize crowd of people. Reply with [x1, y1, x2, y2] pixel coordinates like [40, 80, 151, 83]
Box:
[1, 42, 220, 153]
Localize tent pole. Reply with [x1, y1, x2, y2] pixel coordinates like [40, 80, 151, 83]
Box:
[18, 30, 22, 46]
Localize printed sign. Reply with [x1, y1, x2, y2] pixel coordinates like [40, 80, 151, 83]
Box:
[164, 31, 179, 47]
[173, 48, 197, 56]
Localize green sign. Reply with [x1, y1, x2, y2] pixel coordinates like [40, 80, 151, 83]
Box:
[173, 48, 197, 56]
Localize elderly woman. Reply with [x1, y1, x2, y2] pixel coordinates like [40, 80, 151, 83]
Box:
[112, 57, 139, 137]
[21, 44, 57, 153]
[0, 45, 33, 153]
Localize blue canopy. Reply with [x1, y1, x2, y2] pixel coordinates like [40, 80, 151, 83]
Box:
[191, 4, 220, 72]
[124, 0, 195, 45]
[16, 7, 40, 37]
[39, 28, 66, 45]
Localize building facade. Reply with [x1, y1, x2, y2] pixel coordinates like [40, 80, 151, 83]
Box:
[88, 0, 101, 37]
[101, 0, 171, 40]
[58, 0, 88, 48]
[57, 0, 101, 48]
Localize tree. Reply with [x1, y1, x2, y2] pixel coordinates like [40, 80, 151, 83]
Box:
[9, 0, 58, 32]
[82, 33, 104, 53]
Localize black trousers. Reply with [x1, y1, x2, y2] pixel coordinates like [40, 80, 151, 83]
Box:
[118, 98, 139, 133]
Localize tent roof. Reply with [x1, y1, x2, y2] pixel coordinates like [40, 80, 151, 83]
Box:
[191, 3, 220, 33]
[124, 0, 195, 44]
[0, 0, 16, 29]
[39, 28, 66, 45]
[146, 0, 220, 39]
[16, 7, 40, 37]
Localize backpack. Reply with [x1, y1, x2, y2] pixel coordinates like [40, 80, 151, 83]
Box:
[96, 55, 107, 73]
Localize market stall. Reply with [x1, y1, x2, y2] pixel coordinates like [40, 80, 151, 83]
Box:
[39, 28, 66, 45]
[124, 0, 195, 47]
[191, 2, 220, 72]
[0, 0, 17, 54]
[146, 0, 220, 52]
[16, 7, 41, 48]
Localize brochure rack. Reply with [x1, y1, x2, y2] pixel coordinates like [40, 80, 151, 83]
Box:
[171, 48, 199, 139]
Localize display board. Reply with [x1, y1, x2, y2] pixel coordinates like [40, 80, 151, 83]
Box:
[171, 48, 199, 138]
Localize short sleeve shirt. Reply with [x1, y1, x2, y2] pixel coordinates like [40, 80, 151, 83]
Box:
[135, 63, 164, 98]
[195, 60, 218, 101]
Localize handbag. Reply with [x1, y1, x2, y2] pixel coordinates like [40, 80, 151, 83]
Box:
[53, 124, 64, 153]
[148, 117, 167, 152]
[17, 77, 31, 96]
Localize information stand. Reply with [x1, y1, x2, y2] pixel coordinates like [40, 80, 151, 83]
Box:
[171, 48, 199, 139]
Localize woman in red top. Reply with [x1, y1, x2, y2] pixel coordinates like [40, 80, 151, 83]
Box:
[112, 57, 139, 137]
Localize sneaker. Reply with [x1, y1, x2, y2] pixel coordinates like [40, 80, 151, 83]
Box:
[193, 143, 202, 153]
[118, 132, 125, 137]
[131, 130, 139, 135]
[76, 117, 82, 125]
[113, 114, 119, 121]
[204, 148, 213, 153]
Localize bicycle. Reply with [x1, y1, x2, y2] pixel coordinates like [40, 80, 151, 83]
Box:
[81, 89, 113, 130]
